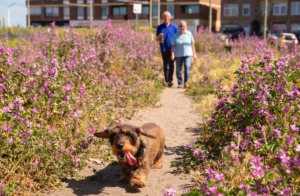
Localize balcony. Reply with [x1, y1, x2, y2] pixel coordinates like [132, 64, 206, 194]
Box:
[109, 14, 149, 20]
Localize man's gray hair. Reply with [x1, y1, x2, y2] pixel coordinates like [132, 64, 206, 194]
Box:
[163, 11, 171, 17]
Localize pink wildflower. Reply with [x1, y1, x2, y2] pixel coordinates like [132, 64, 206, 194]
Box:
[215, 173, 224, 182]
[34, 159, 40, 167]
[208, 185, 218, 194]
[250, 156, 265, 177]
[67, 146, 76, 156]
[72, 158, 81, 163]
[290, 125, 299, 132]
[164, 188, 176, 196]
[188, 141, 195, 148]
[193, 148, 202, 159]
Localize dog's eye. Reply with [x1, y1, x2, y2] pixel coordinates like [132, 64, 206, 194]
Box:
[127, 133, 137, 144]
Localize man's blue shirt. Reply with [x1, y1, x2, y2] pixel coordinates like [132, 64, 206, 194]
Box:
[156, 23, 178, 52]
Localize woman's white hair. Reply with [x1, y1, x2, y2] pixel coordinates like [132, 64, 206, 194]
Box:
[179, 20, 187, 27]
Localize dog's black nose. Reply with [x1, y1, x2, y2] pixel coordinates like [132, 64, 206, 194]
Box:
[116, 143, 124, 149]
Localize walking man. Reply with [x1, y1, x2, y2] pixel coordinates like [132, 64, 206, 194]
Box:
[156, 11, 178, 87]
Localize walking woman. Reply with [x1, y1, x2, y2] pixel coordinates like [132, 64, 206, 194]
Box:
[171, 21, 196, 88]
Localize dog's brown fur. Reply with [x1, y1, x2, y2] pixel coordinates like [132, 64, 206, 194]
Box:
[94, 123, 165, 188]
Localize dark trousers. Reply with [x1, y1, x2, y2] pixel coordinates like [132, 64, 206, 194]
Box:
[161, 51, 174, 83]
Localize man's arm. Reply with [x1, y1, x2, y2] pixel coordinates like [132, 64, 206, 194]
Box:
[156, 32, 163, 42]
[171, 45, 175, 60]
[156, 26, 163, 42]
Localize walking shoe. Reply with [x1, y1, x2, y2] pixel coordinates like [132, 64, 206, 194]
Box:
[168, 82, 173, 87]
[178, 84, 184, 88]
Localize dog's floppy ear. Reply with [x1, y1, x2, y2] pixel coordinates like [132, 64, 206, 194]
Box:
[94, 128, 119, 138]
[136, 128, 157, 139]
[94, 129, 111, 138]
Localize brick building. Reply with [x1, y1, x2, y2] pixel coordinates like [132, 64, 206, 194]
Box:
[28, 0, 221, 31]
[221, 0, 300, 36]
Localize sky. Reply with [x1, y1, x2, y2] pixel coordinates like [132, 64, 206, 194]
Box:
[0, 0, 27, 27]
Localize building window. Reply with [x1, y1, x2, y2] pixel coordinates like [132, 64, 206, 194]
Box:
[45, 7, 59, 17]
[87, 7, 94, 20]
[101, 6, 108, 19]
[77, 7, 84, 20]
[112, 6, 127, 19]
[142, 6, 149, 15]
[63, 7, 70, 19]
[261, 3, 270, 16]
[224, 4, 238, 16]
[181, 5, 199, 14]
[45, 0, 59, 2]
[273, 3, 287, 16]
[77, 0, 84, 3]
[138, 5, 149, 19]
[291, 24, 300, 32]
[152, 5, 158, 19]
[30, 7, 41, 15]
[167, 5, 175, 17]
[242, 4, 250, 16]
[291, 2, 300, 15]
[272, 24, 287, 33]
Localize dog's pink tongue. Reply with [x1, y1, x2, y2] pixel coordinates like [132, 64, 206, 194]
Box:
[124, 151, 137, 166]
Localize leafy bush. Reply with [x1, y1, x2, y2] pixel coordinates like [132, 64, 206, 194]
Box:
[189, 29, 269, 118]
[185, 42, 299, 195]
[0, 23, 162, 195]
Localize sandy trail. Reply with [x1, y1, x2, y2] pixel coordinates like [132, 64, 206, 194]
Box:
[40, 87, 201, 196]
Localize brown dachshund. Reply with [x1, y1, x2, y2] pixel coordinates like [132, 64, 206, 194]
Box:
[94, 123, 165, 188]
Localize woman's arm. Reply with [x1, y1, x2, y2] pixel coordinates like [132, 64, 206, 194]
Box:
[192, 43, 197, 58]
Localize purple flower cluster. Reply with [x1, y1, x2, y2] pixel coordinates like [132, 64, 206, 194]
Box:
[204, 168, 224, 182]
[192, 147, 208, 160]
[250, 156, 265, 178]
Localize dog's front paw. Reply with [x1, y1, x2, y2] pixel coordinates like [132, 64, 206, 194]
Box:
[130, 176, 146, 188]
[151, 162, 162, 169]
[151, 159, 163, 169]
[151, 164, 162, 169]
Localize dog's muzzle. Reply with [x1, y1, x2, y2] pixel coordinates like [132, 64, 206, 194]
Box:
[118, 151, 125, 160]
[117, 150, 137, 166]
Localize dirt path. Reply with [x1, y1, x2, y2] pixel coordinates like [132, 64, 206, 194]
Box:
[40, 87, 201, 196]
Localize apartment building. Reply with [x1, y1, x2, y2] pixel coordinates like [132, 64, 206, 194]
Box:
[28, 0, 221, 31]
[221, 0, 300, 36]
